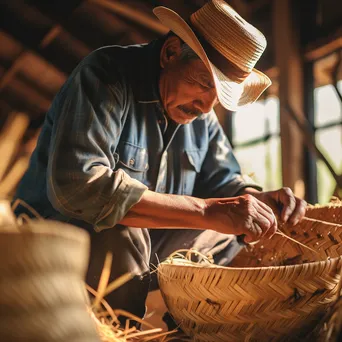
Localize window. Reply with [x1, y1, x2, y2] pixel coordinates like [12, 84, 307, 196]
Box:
[232, 96, 282, 190]
[314, 81, 342, 203]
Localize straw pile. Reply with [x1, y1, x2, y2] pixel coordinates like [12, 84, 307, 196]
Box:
[86, 253, 177, 342]
[158, 204, 342, 342]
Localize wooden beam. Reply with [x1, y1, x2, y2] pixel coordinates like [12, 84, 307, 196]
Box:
[73, 2, 153, 46]
[0, 52, 27, 92]
[0, 31, 67, 118]
[0, 1, 91, 73]
[305, 35, 342, 61]
[0, 63, 52, 115]
[273, 0, 306, 197]
[4, 78, 52, 114]
[17, 51, 67, 97]
[89, 0, 169, 35]
[40, 25, 63, 49]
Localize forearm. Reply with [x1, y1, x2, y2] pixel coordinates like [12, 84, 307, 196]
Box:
[119, 190, 208, 229]
[120, 189, 279, 242]
[236, 187, 261, 196]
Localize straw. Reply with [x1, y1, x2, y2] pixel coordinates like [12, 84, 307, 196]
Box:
[275, 229, 318, 254]
[87, 253, 178, 342]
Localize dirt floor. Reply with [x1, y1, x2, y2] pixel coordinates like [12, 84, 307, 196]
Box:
[145, 290, 168, 330]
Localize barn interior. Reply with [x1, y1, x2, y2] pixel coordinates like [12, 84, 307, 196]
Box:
[0, 0, 342, 341]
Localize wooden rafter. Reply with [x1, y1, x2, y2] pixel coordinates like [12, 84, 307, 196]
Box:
[305, 35, 342, 61]
[40, 25, 63, 49]
[0, 52, 26, 92]
[89, 0, 168, 35]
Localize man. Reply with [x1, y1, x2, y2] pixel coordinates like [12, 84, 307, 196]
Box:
[15, 0, 306, 319]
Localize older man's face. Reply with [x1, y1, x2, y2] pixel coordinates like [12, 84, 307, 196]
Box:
[159, 37, 218, 124]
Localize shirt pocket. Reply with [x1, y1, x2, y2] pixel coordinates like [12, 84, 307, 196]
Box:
[116, 142, 149, 183]
[182, 149, 206, 195]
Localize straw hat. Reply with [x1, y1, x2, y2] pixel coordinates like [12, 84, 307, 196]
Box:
[153, 0, 272, 111]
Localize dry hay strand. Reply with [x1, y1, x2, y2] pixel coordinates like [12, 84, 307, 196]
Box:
[158, 238, 342, 341]
[87, 252, 178, 342]
[306, 197, 342, 224]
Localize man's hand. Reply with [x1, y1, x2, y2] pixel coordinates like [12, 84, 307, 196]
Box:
[204, 194, 277, 243]
[122, 190, 281, 243]
[246, 187, 307, 226]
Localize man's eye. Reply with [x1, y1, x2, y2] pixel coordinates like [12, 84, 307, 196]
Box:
[198, 81, 213, 89]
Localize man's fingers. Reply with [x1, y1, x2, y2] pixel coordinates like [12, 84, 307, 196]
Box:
[254, 210, 277, 240]
[264, 212, 277, 239]
[244, 222, 263, 243]
[280, 187, 296, 222]
[256, 197, 276, 216]
[288, 198, 307, 226]
[253, 199, 278, 238]
[254, 214, 271, 236]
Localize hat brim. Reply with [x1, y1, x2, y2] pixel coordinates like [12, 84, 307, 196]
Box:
[153, 6, 272, 111]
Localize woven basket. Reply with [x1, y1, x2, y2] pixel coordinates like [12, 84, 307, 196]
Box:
[306, 201, 342, 224]
[230, 217, 342, 268]
[158, 218, 342, 342]
[0, 219, 99, 342]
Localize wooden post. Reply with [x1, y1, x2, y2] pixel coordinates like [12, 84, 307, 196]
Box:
[273, 0, 306, 197]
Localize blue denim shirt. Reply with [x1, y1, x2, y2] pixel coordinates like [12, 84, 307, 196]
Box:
[15, 38, 261, 231]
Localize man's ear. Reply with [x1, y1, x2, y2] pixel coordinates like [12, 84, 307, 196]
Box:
[160, 35, 183, 68]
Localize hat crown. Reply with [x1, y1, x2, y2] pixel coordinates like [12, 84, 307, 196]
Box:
[190, 0, 267, 73]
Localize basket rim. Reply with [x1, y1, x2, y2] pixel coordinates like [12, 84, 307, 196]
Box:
[158, 255, 342, 272]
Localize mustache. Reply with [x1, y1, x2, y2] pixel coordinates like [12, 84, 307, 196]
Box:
[178, 105, 202, 117]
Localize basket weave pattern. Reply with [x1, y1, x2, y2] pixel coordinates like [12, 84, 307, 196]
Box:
[159, 257, 341, 341]
[231, 218, 342, 267]
[306, 203, 342, 224]
[158, 206, 342, 341]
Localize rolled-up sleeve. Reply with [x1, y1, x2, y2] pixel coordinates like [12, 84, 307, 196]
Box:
[193, 111, 262, 198]
[47, 63, 147, 231]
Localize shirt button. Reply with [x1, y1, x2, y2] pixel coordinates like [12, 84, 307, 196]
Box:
[158, 120, 164, 124]
[129, 158, 135, 166]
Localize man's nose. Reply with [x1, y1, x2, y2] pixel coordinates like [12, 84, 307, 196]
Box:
[193, 89, 218, 114]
